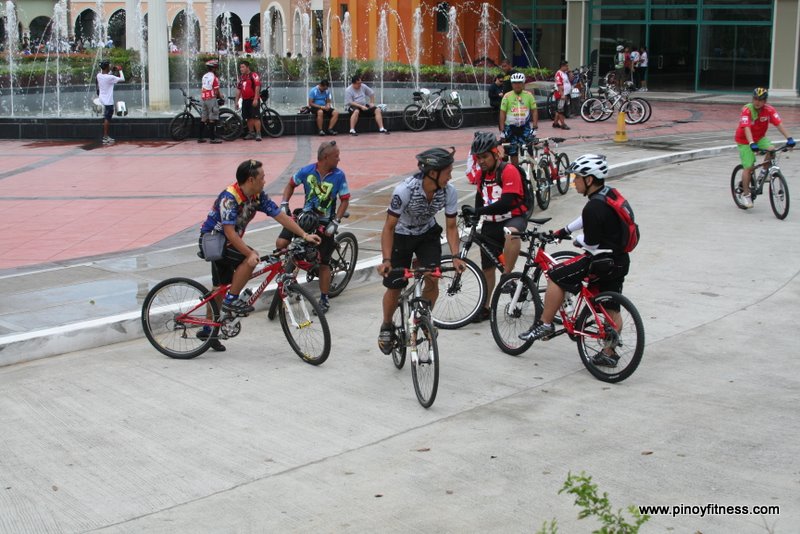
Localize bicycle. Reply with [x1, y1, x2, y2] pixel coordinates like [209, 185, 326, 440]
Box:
[545, 65, 593, 120]
[579, 82, 649, 125]
[731, 144, 791, 219]
[223, 87, 285, 139]
[531, 136, 571, 197]
[141, 239, 331, 364]
[500, 139, 549, 211]
[402, 86, 464, 131]
[169, 88, 239, 141]
[388, 266, 446, 408]
[491, 226, 644, 383]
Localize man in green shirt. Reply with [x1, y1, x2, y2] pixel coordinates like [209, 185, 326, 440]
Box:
[499, 72, 538, 165]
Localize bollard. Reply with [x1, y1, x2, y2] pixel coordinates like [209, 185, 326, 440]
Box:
[614, 111, 628, 143]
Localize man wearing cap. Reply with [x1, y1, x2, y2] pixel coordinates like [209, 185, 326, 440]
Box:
[96, 60, 124, 145]
[199, 60, 224, 144]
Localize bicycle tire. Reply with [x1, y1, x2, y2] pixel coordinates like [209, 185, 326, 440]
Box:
[523, 159, 536, 220]
[440, 103, 464, 129]
[630, 97, 651, 124]
[730, 165, 749, 210]
[622, 100, 646, 125]
[392, 304, 406, 370]
[545, 93, 557, 120]
[575, 291, 644, 383]
[411, 313, 439, 408]
[530, 250, 581, 325]
[433, 255, 486, 329]
[403, 103, 427, 131]
[488, 273, 537, 355]
[217, 108, 242, 141]
[580, 98, 604, 123]
[278, 282, 331, 365]
[769, 170, 790, 220]
[169, 112, 194, 141]
[261, 107, 285, 137]
[555, 153, 570, 195]
[141, 277, 218, 359]
[328, 232, 359, 298]
[266, 288, 281, 321]
[536, 163, 551, 211]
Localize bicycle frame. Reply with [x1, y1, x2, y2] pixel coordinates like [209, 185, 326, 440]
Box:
[396, 268, 441, 364]
[458, 218, 531, 273]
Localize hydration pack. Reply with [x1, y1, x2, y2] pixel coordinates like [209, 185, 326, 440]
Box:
[593, 186, 640, 253]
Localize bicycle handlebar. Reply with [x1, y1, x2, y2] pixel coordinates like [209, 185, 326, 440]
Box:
[755, 144, 794, 155]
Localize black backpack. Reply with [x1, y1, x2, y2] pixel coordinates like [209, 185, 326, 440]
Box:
[481, 161, 535, 216]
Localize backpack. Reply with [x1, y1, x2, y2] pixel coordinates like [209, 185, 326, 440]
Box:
[593, 186, 639, 253]
[482, 161, 535, 216]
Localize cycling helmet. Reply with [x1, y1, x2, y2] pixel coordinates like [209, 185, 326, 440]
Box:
[568, 154, 609, 180]
[471, 131, 498, 155]
[206, 59, 219, 69]
[297, 211, 320, 233]
[416, 147, 456, 173]
[616, 45, 624, 52]
[753, 87, 768, 100]
[510, 72, 526, 84]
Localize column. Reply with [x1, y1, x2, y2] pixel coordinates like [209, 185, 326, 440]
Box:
[565, 0, 588, 68]
[769, 0, 799, 96]
[125, 0, 140, 51]
[242, 23, 250, 42]
[148, 0, 170, 111]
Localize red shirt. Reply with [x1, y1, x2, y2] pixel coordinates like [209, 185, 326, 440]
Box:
[238, 71, 261, 100]
[735, 103, 781, 144]
[480, 164, 526, 222]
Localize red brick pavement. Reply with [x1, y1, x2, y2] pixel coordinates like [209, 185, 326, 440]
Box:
[1, 101, 798, 270]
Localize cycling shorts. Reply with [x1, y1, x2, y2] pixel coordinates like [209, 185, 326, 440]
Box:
[503, 124, 533, 156]
[383, 224, 443, 289]
[210, 245, 247, 287]
[738, 138, 772, 169]
[479, 216, 527, 270]
[548, 254, 629, 303]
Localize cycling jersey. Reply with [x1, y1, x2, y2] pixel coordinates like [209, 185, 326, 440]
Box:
[735, 103, 782, 145]
[500, 90, 537, 127]
[554, 69, 572, 99]
[201, 72, 219, 101]
[200, 182, 280, 237]
[237, 71, 260, 100]
[480, 164, 526, 222]
[388, 174, 458, 235]
[291, 163, 350, 221]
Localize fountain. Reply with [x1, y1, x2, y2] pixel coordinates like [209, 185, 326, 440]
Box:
[182, 0, 198, 94]
[479, 3, 490, 90]
[377, 9, 389, 104]
[411, 7, 422, 90]
[4, 0, 19, 116]
[136, 0, 147, 115]
[340, 12, 351, 92]
[300, 12, 311, 96]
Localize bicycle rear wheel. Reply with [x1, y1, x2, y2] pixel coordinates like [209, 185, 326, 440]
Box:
[622, 100, 646, 124]
[440, 103, 464, 129]
[580, 98, 604, 122]
[555, 153, 570, 195]
[433, 256, 486, 329]
[630, 97, 651, 123]
[261, 107, 285, 137]
[403, 104, 427, 131]
[141, 277, 218, 359]
[169, 112, 194, 141]
[278, 282, 331, 365]
[575, 291, 644, 383]
[536, 164, 551, 210]
[730, 165, 749, 210]
[392, 305, 406, 370]
[217, 108, 242, 141]
[489, 273, 537, 356]
[769, 171, 790, 220]
[328, 232, 359, 298]
[411, 313, 439, 408]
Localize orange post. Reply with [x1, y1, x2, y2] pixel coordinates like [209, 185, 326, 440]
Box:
[614, 111, 628, 143]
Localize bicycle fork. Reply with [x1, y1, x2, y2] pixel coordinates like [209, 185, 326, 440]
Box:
[278, 276, 313, 329]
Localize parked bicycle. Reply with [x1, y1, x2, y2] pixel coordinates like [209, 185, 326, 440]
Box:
[141, 239, 331, 364]
[403, 86, 464, 131]
[546, 65, 593, 119]
[388, 266, 446, 408]
[580, 81, 650, 125]
[222, 87, 285, 139]
[169, 88, 239, 141]
[731, 144, 791, 219]
[491, 224, 644, 383]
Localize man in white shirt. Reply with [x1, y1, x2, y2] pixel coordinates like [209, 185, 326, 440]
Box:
[553, 61, 572, 130]
[96, 60, 124, 145]
[344, 75, 389, 136]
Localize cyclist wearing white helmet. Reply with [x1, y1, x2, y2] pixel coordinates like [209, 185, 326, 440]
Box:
[520, 154, 631, 347]
[199, 59, 224, 144]
[614, 45, 625, 90]
[499, 70, 538, 165]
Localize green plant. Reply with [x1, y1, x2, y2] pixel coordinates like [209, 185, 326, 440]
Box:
[537, 471, 650, 534]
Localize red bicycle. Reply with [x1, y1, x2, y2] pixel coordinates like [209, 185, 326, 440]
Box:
[141, 240, 331, 364]
[490, 222, 644, 383]
[531, 136, 571, 197]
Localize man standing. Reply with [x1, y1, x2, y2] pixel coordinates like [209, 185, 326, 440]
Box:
[96, 60, 124, 145]
[309, 79, 339, 136]
[198, 59, 223, 144]
[234, 60, 262, 141]
[552, 60, 571, 130]
[499, 72, 537, 165]
[488, 74, 504, 113]
[613, 45, 625, 90]
[500, 59, 519, 95]
[276, 141, 350, 313]
[345, 75, 389, 136]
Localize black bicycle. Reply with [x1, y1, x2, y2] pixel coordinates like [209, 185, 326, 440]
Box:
[223, 87, 285, 139]
[731, 144, 791, 219]
[169, 88, 239, 141]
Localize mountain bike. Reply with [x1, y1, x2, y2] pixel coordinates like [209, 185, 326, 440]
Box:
[388, 266, 445, 408]
[500, 139, 548, 212]
[731, 144, 791, 219]
[491, 226, 644, 383]
[169, 88, 239, 141]
[223, 87, 285, 139]
[580, 82, 649, 125]
[545, 65, 593, 119]
[403, 86, 464, 131]
[531, 136, 571, 196]
[141, 239, 331, 364]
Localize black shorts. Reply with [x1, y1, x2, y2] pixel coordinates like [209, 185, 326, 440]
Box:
[202, 244, 246, 287]
[383, 225, 443, 289]
[479, 216, 527, 270]
[242, 99, 261, 120]
[103, 105, 114, 120]
[548, 254, 629, 296]
[277, 227, 336, 264]
[349, 105, 375, 116]
[316, 108, 335, 117]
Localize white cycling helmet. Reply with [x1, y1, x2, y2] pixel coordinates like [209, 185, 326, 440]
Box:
[568, 154, 609, 180]
[616, 45, 624, 52]
[510, 72, 526, 83]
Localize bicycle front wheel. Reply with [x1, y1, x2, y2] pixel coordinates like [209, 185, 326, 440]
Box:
[730, 165, 749, 210]
[555, 153, 570, 195]
[489, 273, 538, 356]
[630, 97, 651, 123]
[576, 291, 644, 383]
[328, 232, 359, 298]
[169, 112, 194, 141]
[433, 256, 486, 329]
[261, 107, 285, 137]
[403, 104, 427, 131]
[531, 250, 580, 325]
[622, 100, 646, 125]
[440, 103, 464, 129]
[411, 313, 439, 408]
[142, 277, 218, 359]
[536, 164, 551, 210]
[580, 98, 604, 122]
[769, 171, 790, 220]
[216, 108, 242, 141]
[278, 282, 331, 365]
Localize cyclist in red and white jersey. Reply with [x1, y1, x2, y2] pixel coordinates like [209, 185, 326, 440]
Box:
[734, 87, 795, 208]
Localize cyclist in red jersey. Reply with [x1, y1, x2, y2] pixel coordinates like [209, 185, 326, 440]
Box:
[235, 60, 262, 141]
[734, 87, 794, 208]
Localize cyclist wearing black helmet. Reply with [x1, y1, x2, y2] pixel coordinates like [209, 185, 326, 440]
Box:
[462, 131, 528, 322]
[734, 87, 795, 209]
[376, 147, 465, 354]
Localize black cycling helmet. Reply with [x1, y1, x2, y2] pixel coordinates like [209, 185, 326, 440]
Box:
[416, 147, 455, 173]
[471, 131, 498, 155]
[753, 87, 768, 100]
[297, 211, 320, 233]
[99, 60, 110, 70]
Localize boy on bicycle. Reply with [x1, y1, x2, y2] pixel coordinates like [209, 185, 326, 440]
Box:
[519, 155, 629, 361]
[198, 160, 321, 351]
[462, 131, 528, 322]
[735, 87, 795, 209]
[376, 148, 465, 354]
[499, 72, 538, 166]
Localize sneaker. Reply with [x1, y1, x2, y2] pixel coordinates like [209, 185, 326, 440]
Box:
[101, 136, 109, 144]
[379, 128, 390, 134]
[318, 296, 330, 314]
[196, 328, 226, 352]
[591, 351, 619, 368]
[243, 132, 256, 140]
[471, 307, 491, 323]
[378, 323, 394, 355]
[210, 138, 223, 144]
[742, 194, 754, 209]
[255, 135, 262, 142]
[327, 129, 338, 136]
[222, 297, 254, 315]
[197, 138, 207, 143]
[552, 123, 561, 129]
[349, 129, 358, 136]
[319, 129, 327, 136]
[560, 124, 571, 130]
[106, 136, 115, 144]
[518, 321, 555, 341]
